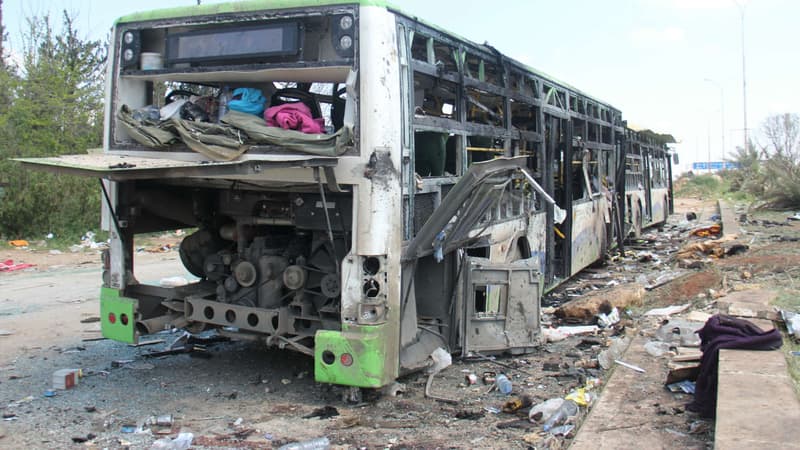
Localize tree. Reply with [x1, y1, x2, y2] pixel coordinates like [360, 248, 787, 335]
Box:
[762, 113, 800, 164]
[0, 11, 106, 238]
[727, 139, 765, 197]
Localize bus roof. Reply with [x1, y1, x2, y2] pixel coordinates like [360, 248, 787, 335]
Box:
[116, 0, 390, 24]
[116, 0, 617, 111]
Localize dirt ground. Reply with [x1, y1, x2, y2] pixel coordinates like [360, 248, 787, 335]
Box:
[1, 199, 799, 449]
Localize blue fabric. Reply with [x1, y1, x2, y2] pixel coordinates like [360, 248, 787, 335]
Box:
[228, 88, 266, 116]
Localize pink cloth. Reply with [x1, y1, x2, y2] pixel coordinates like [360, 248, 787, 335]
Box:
[0, 259, 35, 272]
[264, 102, 325, 134]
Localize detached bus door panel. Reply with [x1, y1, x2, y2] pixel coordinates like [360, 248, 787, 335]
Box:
[461, 258, 540, 353]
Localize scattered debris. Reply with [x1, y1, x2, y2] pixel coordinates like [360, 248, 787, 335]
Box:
[0, 259, 36, 272]
[383, 381, 407, 397]
[614, 359, 645, 373]
[688, 420, 711, 435]
[150, 432, 194, 450]
[502, 395, 532, 413]
[643, 304, 691, 317]
[60, 346, 86, 354]
[129, 339, 165, 347]
[555, 285, 644, 322]
[455, 410, 485, 420]
[146, 414, 174, 428]
[716, 289, 780, 321]
[565, 388, 594, 407]
[542, 325, 600, 342]
[276, 436, 329, 450]
[686, 311, 712, 323]
[529, 398, 564, 423]
[425, 347, 457, 404]
[496, 418, 536, 429]
[542, 399, 578, 431]
[596, 307, 620, 328]
[549, 424, 575, 436]
[783, 310, 800, 340]
[495, 373, 512, 395]
[117, 361, 154, 371]
[0, 330, 13, 337]
[676, 241, 724, 259]
[655, 319, 703, 347]
[678, 259, 706, 269]
[303, 406, 339, 419]
[70, 433, 96, 444]
[666, 362, 701, 385]
[690, 224, 721, 237]
[52, 368, 82, 390]
[597, 337, 630, 369]
[666, 380, 696, 394]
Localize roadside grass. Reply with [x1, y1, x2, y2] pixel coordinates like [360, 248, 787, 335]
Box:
[774, 289, 800, 397]
[675, 174, 729, 199]
[675, 173, 755, 204]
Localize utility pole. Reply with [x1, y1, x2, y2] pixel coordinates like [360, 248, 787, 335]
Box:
[736, 1, 748, 154]
[0, 0, 4, 62]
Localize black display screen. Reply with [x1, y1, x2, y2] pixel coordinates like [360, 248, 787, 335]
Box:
[166, 22, 299, 64]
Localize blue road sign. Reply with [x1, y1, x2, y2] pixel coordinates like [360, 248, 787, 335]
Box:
[692, 161, 739, 171]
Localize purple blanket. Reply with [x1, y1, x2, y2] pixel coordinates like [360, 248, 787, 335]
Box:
[686, 314, 782, 417]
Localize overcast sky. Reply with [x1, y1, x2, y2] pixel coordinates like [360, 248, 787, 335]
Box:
[5, 0, 799, 173]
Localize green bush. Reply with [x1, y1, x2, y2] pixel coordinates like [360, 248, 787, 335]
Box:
[675, 173, 727, 198]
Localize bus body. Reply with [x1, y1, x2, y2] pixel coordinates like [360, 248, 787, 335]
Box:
[624, 128, 674, 237]
[19, 1, 672, 388]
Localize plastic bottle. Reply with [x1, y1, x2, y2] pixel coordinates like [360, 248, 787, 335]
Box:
[218, 85, 230, 122]
[277, 437, 330, 450]
[495, 374, 512, 395]
[542, 399, 578, 432]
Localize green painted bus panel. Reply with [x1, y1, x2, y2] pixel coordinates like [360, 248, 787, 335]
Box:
[100, 288, 137, 344]
[314, 325, 390, 388]
[117, 0, 389, 24]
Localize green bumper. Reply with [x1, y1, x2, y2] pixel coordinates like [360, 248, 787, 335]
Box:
[314, 324, 393, 388]
[100, 288, 137, 344]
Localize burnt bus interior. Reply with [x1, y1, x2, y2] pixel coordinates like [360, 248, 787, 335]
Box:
[395, 14, 626, 359]
[398, 15, 624, 285]
[107, 6, 362, 351]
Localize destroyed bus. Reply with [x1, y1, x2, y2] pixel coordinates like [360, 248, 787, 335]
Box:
[19, 1, 673, 389]
[623, 128, 674, 238]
